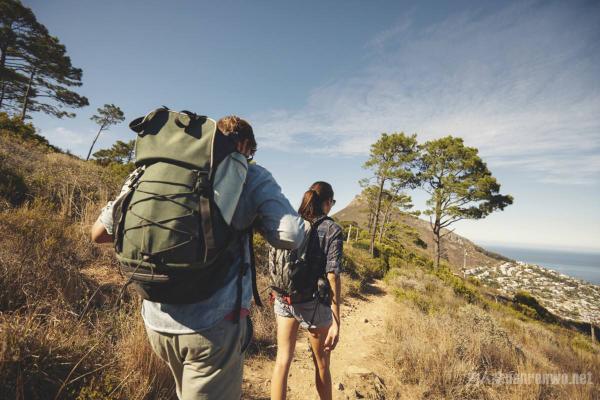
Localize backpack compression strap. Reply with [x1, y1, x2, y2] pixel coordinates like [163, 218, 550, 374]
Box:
[195, 169, 216, 262]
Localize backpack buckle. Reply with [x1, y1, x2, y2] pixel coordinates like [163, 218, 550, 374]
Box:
[193, 170, 210, 194]
[127, 166, 145, 189]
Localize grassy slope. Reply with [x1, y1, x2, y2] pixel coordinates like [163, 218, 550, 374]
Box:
[0, 122, 175, 399]
[1, 119, 599, 399]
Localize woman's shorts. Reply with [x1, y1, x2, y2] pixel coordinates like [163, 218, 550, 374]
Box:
[274, 297, 332, 329]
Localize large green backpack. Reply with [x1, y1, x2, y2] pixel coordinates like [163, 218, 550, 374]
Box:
[112, 107, 255, 304]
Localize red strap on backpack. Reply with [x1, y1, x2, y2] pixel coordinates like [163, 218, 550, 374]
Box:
[269, 291, 292, 305]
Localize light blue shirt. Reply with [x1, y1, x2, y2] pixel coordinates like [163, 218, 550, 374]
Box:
[99, 163, 304, 333]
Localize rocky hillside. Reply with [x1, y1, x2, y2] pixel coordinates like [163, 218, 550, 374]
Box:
[333, 194, 510, 269]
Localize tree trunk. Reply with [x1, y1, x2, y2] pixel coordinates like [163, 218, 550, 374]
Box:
[433, 223, 441, 268]
[433, 198, 442, 268]
[347, 225, 352, 242]
[379, 185, 403, 244]
[0, 45, 8, 109]
[378, 199, 394, 243]
[0, 21, 14, 110]
[370, 176, 385, 256]
[19, 68, 35, 121]
[86, 126, 104, 161]
[0, 81, 5, 110]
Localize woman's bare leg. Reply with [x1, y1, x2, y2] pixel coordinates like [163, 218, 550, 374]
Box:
[308, 326, 332, 400]
[271, 315, 300, 400]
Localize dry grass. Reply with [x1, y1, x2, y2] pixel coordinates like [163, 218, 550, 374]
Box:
[382, 265, 600, 399]
[0, 203, 97, 311]
[247, 252, 278, 359]
[112, 304, 176, 400]
[0, 201, 175, 399]
[0, 309, 108, 399]
[0, 131, 175, 399]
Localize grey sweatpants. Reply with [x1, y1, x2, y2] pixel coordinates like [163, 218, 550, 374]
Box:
[145, 317, 250, 400]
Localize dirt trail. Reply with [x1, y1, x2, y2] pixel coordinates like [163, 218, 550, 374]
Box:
[244, 280, 395, 399]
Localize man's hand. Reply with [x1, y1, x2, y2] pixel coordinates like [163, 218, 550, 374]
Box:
[323, 322, 339, 353]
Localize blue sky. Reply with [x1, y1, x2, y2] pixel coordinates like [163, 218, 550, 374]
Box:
[24, 0, 600, 251]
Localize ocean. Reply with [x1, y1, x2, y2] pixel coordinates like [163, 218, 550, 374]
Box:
[485, 245, 600, 285]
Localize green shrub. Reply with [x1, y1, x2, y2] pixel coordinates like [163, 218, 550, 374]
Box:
[432, 267, 481, 304]
[467, 276, 481, 286]
[344, 248, 387, 280]
[511, 303, 539, 320]
[394, 288, 436, 314]
[0, 112, 60, 152]
[343, 278, 363, 298]
[106, 162, 136, 183]
[512, 291, 558, 323]
[0, 157, 28, 206]
[351, 239, 371, 252]
[388, 256, 405, 270]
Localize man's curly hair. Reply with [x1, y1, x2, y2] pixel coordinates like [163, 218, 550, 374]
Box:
[217, 115, 257, 156]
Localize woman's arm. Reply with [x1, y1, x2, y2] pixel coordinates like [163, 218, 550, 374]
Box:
[323, 223, 343, 352]
[324, 272, 341, 352]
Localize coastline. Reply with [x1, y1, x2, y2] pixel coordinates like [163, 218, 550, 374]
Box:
[483, 244, 600, 285]
[465, 260, 600, 325]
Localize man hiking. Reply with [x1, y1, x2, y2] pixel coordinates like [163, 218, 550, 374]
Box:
[91, 111, 304, 400]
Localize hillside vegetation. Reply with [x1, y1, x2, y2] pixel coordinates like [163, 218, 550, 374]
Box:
[1, 119, 599, 399]
[0, 116, 175, 399]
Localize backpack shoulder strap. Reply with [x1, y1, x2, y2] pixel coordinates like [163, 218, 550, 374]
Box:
[248, 228, 263, 307]
[300, 216, 332, 259]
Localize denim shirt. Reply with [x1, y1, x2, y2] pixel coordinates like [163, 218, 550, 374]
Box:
[98, 163, 304, 333]
[311, 217, 344, 276]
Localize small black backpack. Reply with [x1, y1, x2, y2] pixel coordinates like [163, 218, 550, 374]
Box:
[268, 217, 331, 304]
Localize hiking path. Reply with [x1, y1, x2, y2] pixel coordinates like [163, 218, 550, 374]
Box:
[244, 280, 395, 399]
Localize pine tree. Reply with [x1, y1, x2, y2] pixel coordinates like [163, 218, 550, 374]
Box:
[362, 133, 419, 256]
[0, 0, 88, 119]
[417, 136, 513, 267]
[377, 189, 414, 243]
[0, 0, 40, 110]
[92, 139, 135, 165]
[86, 104, 125, 161]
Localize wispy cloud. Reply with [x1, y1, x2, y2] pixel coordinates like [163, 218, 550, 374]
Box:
[42, 127, 88, 149]
[41, 126, 102, 157]
[253, 1, 600, 184]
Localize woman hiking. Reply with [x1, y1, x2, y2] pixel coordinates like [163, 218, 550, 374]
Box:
[270, 181, 343, 400]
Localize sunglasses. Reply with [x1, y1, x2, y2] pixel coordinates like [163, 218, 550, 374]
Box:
[331, 199, 336, 206]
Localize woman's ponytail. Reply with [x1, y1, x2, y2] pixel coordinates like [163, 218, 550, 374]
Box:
[298, 182, 334, 222]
